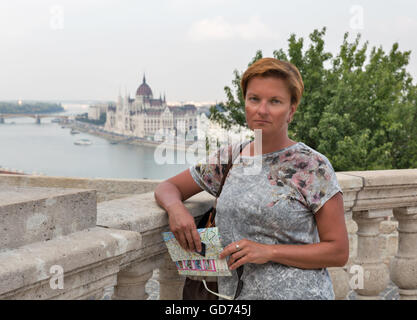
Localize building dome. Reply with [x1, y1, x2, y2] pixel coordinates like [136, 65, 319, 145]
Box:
[136, 74, 153, 97]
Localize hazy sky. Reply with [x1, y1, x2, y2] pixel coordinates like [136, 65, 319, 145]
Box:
[1, 0, 416, 104]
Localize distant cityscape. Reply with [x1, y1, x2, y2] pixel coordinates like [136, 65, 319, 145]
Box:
[0, 73, 253, 146]
[86, 74, 252, 144]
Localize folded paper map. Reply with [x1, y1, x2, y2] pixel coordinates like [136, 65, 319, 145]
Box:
[162, 227, 232, 277]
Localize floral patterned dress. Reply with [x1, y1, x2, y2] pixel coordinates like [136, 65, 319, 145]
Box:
[189, 140, 343, 300]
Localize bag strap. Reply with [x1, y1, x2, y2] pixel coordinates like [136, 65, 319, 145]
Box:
[214, 142, 245, 204]
[204, 143, 246, 228]
[202, 280, 233, 300]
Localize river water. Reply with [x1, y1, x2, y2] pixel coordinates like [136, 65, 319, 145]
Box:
[0, 104, 190, 180]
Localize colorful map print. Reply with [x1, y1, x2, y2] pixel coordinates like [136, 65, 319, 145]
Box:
[162, 227, 232, 277]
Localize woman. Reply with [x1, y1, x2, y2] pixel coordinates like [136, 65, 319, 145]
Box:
[154, 58, 349, 300]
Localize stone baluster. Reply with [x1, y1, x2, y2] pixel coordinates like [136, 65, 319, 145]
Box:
[390, 207, 417, 300]
[328, 267, 350, 300]
[113, 260, 155, 300]
[328, 212, 359, 300]
[158, 253, 185, 300]
[352, 209, 391, 299]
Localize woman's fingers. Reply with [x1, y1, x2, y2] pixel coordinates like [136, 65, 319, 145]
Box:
[228, 248, 246, 267]
[191, 228, 202, 253]
[169, 208, 201, 252]
[218, 239, 270, 269]
[184, 229, 196, 252]
[229, 255, 249, 270]
[175, 226, 201, 252]
[174, 231, 188, 251]
[220, 241, 244, 259]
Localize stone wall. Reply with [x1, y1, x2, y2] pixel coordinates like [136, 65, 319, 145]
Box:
[0, 174, 159, 202]
[1, 169, 416, 300]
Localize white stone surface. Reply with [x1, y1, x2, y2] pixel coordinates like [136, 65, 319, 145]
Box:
[0, 186, 96, 250]
[0, 227, 141, 299]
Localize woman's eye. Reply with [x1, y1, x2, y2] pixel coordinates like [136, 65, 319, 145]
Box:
[249, 97, 258, 102]
[271, 99, 281, 104]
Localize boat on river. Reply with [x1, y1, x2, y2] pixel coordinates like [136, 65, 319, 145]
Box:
[74, 139, 92, 146]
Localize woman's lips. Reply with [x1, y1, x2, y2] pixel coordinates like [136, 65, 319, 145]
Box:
[253, 120, 271, 124]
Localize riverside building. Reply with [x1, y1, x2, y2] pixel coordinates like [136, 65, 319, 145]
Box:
[104, 75, 198, 140]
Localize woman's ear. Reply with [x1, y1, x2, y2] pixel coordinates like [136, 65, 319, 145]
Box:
[288, 104, 297, 123]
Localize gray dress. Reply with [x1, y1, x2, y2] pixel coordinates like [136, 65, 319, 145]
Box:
[189, 140, 343, 300]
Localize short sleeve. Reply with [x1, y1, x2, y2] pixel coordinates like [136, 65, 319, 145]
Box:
[302, 154, 343, 214]
[189, 144, 233, 197]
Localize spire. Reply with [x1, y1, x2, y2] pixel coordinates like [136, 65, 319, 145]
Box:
[143, 73, 146, 84]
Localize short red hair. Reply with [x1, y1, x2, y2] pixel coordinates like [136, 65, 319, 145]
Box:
[241, 58, 304, 107]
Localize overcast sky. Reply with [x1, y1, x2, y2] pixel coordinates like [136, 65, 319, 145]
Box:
[1, 0, 416, 104]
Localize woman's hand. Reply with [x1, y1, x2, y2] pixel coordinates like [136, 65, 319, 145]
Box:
[219, 239, 272, 270]
[166, 201, 202, 253]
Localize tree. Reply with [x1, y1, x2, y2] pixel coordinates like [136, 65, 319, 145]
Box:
[210, 28, 417, 170]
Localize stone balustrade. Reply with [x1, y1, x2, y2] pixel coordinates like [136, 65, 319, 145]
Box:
[0, 174, 159, 202]
[333, 169, 417, 300]
[96, 191, 213, 299]
[0, 169, 416, 300]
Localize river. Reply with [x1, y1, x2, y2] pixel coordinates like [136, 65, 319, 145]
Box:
[0, 104, 190, 180]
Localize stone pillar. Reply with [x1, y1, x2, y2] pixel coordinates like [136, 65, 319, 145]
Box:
[328, 267, 350, 300]
[390, 207, 417, 300]
[158, 253, 185, 300]
[352, 209, 391, 299]
[113, 260, 155, 300]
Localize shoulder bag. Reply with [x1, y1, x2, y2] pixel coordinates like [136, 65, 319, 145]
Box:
[182, 143, 243, 300]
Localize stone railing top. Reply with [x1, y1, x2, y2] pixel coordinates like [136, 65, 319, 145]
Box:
[97, 191, 214, 234]
[338, 169, 417, 187]
[96, 170, 417, 232]
[334, 172, 363, 189]
[0, 186, 97, 250]
[0, 174, 160, 202]
[337, 169, 417, 214]
[0, 227, 142, 296]
[0, 185, 90, 205]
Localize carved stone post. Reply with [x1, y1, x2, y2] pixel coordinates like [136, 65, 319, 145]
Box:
[328, 267, 350, 300]
[390, 207, 417, 300]
[352, 209, 390, 299]
[158, 253, 185, 300]
[113, 260, 155, 300]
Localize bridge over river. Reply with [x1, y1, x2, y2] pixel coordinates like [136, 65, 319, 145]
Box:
[0, 113, 70, 124]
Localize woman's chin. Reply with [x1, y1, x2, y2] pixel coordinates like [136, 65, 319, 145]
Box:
[250, 125, 270, 134]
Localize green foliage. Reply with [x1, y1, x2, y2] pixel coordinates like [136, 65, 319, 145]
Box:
[211, 28, 417, 170]
[0, 101, 64, 114]
[76, 112, 107, 126]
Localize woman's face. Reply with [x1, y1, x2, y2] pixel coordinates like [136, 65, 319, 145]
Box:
[245, 76, 296, 138]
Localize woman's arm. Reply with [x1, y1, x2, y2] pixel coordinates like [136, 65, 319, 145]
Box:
[154, 169, 204, 252]
[220, 192, 349, 270]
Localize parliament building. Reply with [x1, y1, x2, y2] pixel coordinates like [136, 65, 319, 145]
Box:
[105, 75, 198, 139]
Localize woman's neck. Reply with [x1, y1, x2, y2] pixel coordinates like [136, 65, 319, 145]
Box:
[245, 133, 297, 156]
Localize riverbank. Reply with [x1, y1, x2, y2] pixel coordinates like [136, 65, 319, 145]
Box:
[68, 121, 198, 151]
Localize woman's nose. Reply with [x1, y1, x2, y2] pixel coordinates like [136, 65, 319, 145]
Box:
[256, 100, 269, 115]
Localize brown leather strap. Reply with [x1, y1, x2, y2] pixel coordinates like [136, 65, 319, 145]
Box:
[206, 143, 245, 228]
[216, 144, 234, 198]
[214, 143, 244, 204]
